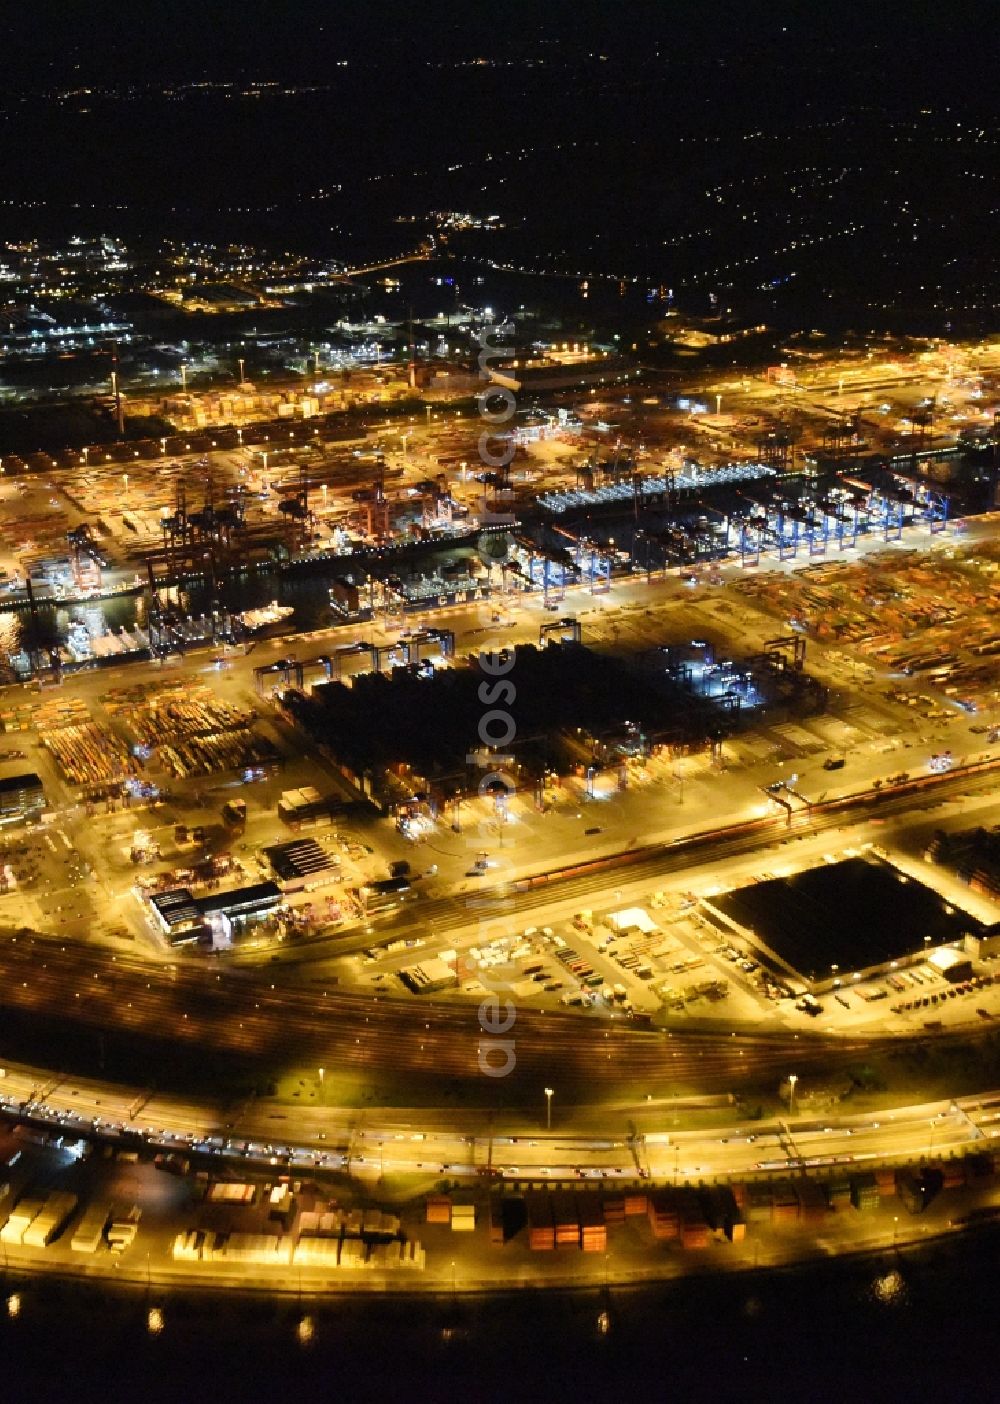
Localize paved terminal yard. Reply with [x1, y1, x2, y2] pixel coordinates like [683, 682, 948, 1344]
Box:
[3, 1113, 1000, 1296]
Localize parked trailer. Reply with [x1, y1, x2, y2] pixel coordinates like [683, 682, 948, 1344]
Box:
[0, 1196, 45, 1244]
[22, 1192, 78, 1247]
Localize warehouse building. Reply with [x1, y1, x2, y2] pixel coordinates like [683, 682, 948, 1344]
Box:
[266, 837, 337, 888]
[705, 854, 986, 993]
[150, 881, 283, 945]
[0, 772, 44, 822]
[398, 956, 458, 995]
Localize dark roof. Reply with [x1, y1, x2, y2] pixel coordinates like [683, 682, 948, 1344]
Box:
[712, 857, 981, 980]
[150, 888, 201, 929]
[0, 772, 43, 796]
[195, 881, 282, 918]
[265, 838, 334, 881]
[366, 876, 411, 895]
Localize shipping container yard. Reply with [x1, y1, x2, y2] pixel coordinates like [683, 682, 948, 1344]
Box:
[4, 10, 1000, 1394]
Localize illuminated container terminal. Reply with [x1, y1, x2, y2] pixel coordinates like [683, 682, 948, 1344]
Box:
[705, 855, 991, 993]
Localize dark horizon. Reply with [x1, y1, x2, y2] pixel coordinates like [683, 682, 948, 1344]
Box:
[0, 3, 997, 333]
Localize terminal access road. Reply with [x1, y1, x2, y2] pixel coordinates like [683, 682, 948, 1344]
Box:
[2, 1056, 999, 1186]
[0, 758, 996, 1111]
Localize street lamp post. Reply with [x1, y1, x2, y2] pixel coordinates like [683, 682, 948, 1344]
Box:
[545, 1086, 554, 1130]
[788, 1073, 798, 1115]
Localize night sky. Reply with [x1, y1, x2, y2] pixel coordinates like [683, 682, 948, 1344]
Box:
[0, 3, 998, 328]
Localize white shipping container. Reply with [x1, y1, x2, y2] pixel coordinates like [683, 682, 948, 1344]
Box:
[71, 1202, 111, 1254]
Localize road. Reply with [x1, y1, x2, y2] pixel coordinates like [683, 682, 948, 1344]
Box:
[0, 757, 996, 1116]
[244, 752, 1000, 969]
[2, 1058, 998, 1185]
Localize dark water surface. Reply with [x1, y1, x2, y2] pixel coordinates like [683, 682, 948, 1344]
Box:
[1, 1230, 993, 1403]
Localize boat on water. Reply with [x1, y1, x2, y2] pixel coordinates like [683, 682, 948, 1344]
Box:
[66, 621, 93, 662]
[240, 601, 294, 632]
[64, 620, 151, 662]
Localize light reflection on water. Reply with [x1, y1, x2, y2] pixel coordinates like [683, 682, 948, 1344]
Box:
[867, 1267, 909, 1309]
[1, 1233, 994, 1399]
[0, 571, 336, 663]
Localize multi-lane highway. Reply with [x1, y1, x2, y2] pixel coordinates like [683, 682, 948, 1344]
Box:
[2, 1058, 998, 1186]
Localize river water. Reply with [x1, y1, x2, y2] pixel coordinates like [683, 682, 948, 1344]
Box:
[0, 1230, 990, 1402]
[0, 566, 361, 666]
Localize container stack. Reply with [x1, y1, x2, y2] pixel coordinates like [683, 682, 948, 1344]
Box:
[216, 1233, 292, 1265]
[726, 1213, 747, 1243]
[363, 1208, 401, 1236]
[602, 1196, 625, 1227]
[368, 1241, 404, 1269]
[875, 1167, 897, 1198]
[297, 1207, 344, 1237]
[0, 1196, 45, 1244]
[796, 1181, 829, 1226]
[770, 1183, 800, 1226]
[425, 1195, 452, 1227]
[172, 1230, 203, 1262]
[279, 786, 330, 827]
[941, 1162, 966, 1191]
[578, 1194, 606, 1253]
[21, 1192, 78, 1248]
[292, 1237, 341, 1267]
[0, 705, 34, 734]
[746, 1183, 773, 1225]
[678, 1194, 710, 1250]
[268, 1185, 293, 1220]
[647, 1191, 679, 1242]
[451, 1204, 476, 1234]
[527, 1193, 555, 1251]
[207, 1182, 257, 1205]
[71, 1202, 112, 1254]
[828, 1177, 852, 1210]
[41, 714, 132, 787]
[488, 1197, 505, 1247]
[107, 1205, 142, 1253]
[338, 1239, 368, 1269]
[342, 1208, 364, 1236]
[896, 1170, 928, 1215]
[552, 1193, 580, 1249]
[402, 1240, 426, 1269]
[849, 1173, 881, 1212]
[624, 1191, 648, 1219]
